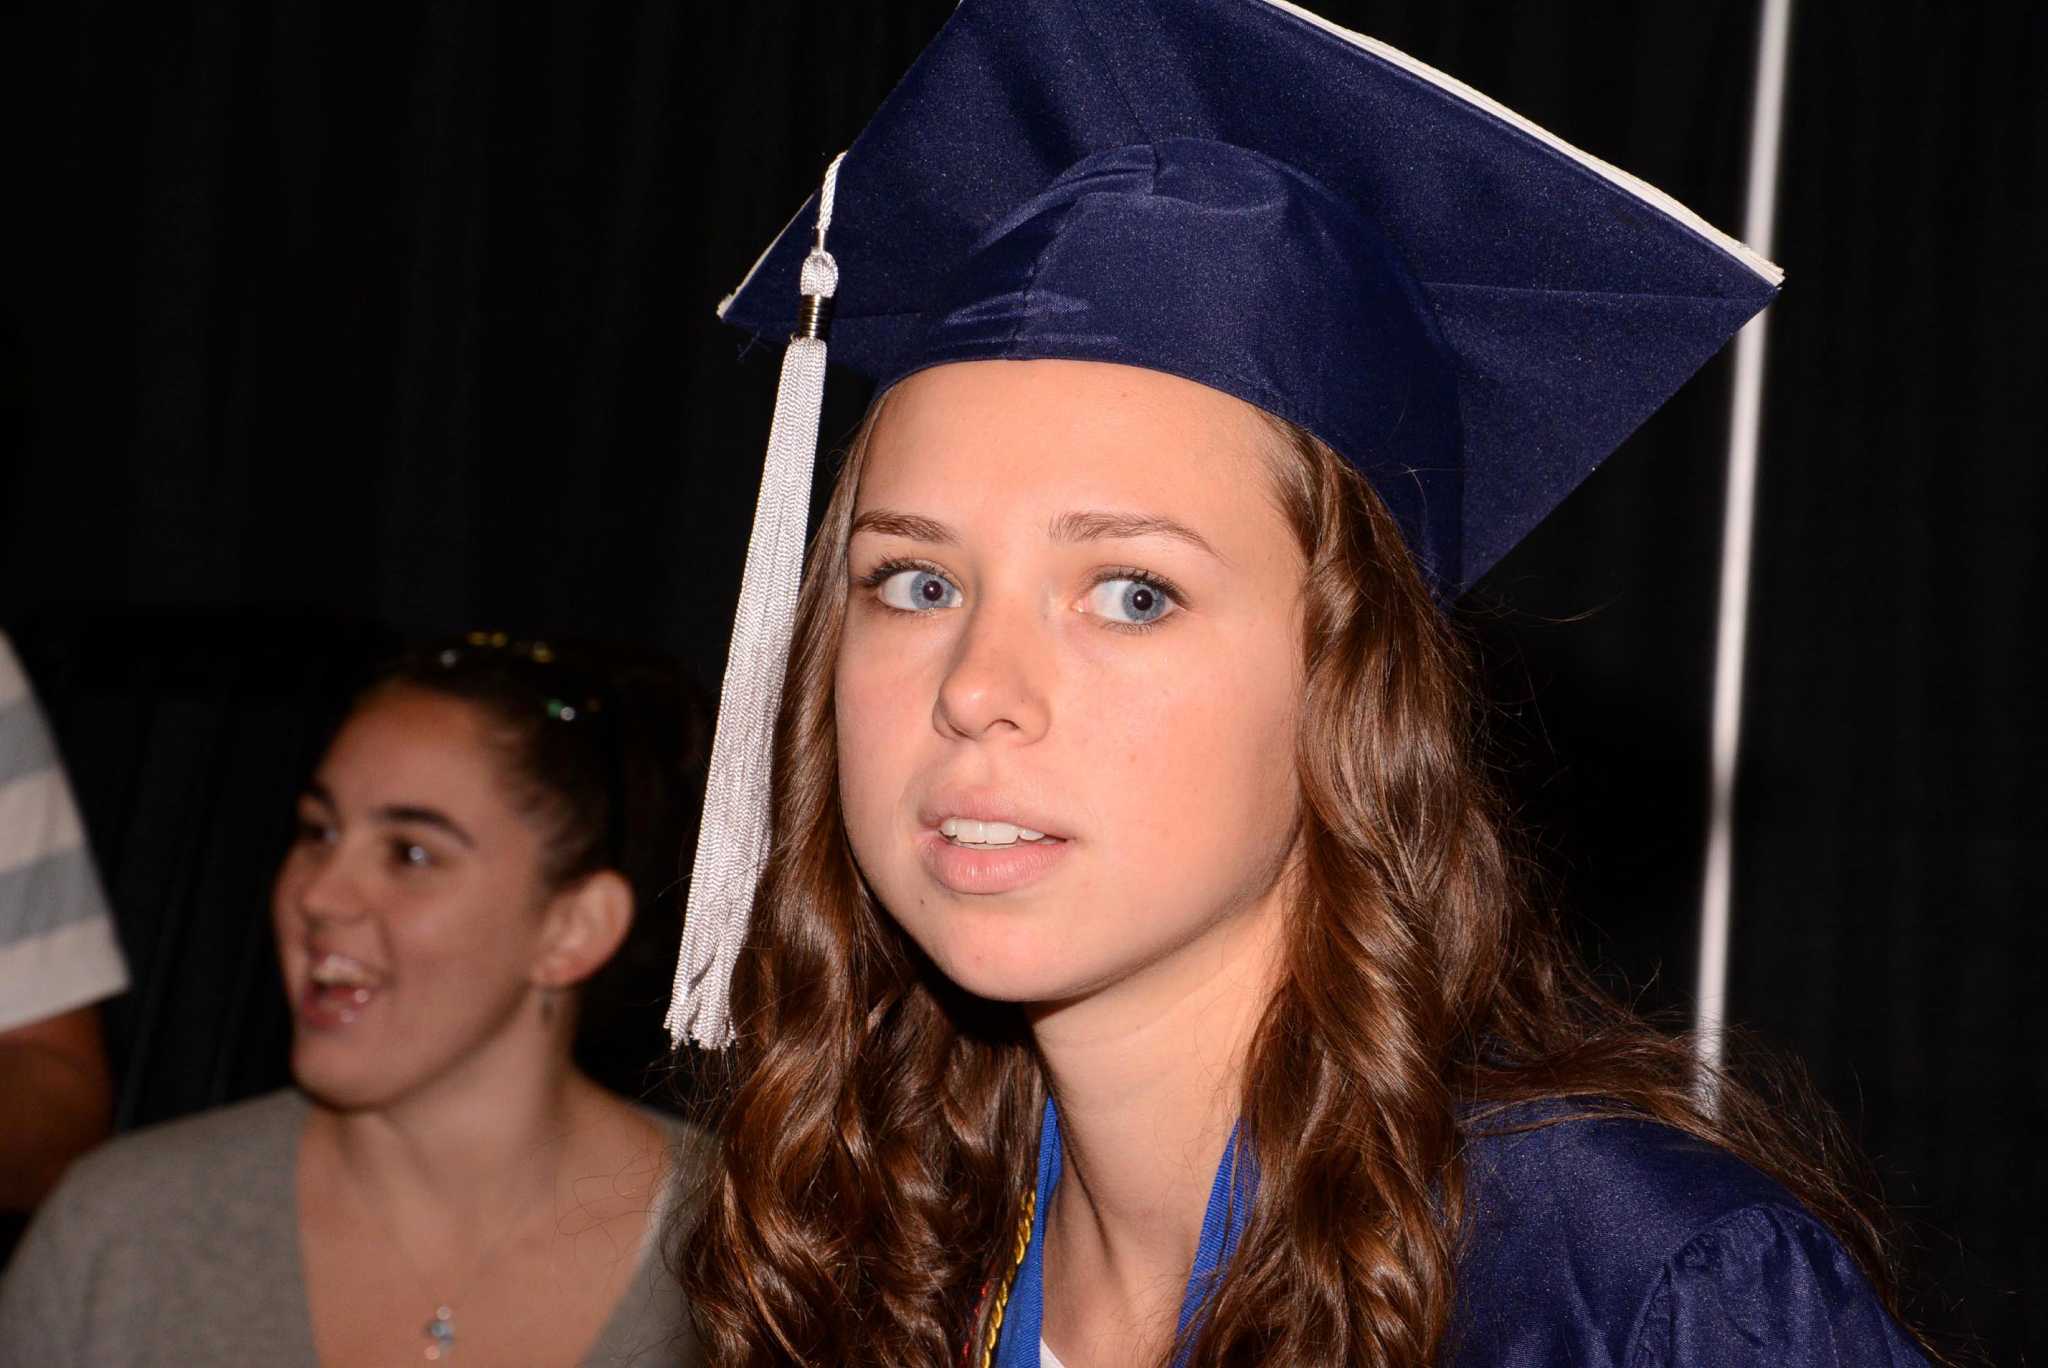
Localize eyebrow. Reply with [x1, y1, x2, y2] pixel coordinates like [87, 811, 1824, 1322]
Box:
[849, 507, 1224, 561]
[1048, 510, 1224, 561]
[849, 509, 956, 543]
[302, 782, 477, 849]
[375, 806, 477, 848]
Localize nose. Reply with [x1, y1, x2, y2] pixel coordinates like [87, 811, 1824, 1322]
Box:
[933, 592, 1052, 744]
[288, 844, 369, 928]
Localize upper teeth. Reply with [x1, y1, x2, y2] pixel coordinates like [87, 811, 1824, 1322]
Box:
[940, 818, 1047, 846]
[310, 953, 378, 988]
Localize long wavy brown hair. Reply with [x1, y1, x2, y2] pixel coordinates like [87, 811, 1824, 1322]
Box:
[680, 396, 1923, 1366]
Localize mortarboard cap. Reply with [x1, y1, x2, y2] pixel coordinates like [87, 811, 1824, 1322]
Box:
[719, 0, 1781, 590]
[669, 0, 1781, 1045]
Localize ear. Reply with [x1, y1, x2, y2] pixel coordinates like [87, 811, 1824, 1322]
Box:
[532, 870, 634, 989]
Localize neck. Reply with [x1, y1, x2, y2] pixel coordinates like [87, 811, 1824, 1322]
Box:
[312, 1002, 589, 1227]
[1030, 886, 1284, 1354]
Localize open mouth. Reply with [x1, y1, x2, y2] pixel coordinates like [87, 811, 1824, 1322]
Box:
[301, 951, 385, 1024]
[922, 812, 1073, 894]
[938, 817, 1062, 849]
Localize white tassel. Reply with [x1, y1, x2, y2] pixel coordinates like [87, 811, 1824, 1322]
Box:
[668, 154, 845, 1047]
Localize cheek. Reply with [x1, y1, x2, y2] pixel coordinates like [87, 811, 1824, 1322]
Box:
[270, 848, 317, 935]
[432, 877, 540, 960]
[271, 853, 302, 915]
[1082, 641, 1300, 871]
[375, 864, 549, 990]
[835, 638, 929, 823]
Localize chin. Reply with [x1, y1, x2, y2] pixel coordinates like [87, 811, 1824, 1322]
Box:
[935, 960, 1077, 1005]
[289, 1028, 446, 1113]
[291, 1046, 404, 1112]
[909, 915, 1115, 1007]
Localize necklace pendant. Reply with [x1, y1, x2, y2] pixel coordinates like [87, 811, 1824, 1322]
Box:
[424, 1305, 456, 1360]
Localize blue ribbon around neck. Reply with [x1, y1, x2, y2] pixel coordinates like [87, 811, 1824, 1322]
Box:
[994, 1099, 1256, 1367]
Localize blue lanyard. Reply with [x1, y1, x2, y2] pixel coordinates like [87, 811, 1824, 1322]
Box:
[993, 1101, 1256, 1368]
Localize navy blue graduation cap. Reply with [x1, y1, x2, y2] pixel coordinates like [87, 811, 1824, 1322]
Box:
[669, 0, 1780, 1045]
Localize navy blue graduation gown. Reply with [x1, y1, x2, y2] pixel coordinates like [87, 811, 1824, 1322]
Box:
[999, 1105, 1926, 1366]
[1448, 1112, 1926, 1365]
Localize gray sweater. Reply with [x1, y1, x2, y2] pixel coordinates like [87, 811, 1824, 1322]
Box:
[0, 1090, 705, 1366]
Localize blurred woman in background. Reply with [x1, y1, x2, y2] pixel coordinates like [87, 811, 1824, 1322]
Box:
[1, 635, 706, 1366]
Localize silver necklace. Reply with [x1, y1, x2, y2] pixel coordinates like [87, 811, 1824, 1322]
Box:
[404, 1174, 555, 1362]
[424, 1305, 458, 1360]
[348, 1151, 562, 1362]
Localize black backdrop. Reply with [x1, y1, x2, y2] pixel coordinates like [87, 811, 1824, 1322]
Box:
[3, 0, 2040, 1359]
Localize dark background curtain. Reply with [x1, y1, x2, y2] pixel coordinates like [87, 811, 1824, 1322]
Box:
[3, 0, 2039, 1358]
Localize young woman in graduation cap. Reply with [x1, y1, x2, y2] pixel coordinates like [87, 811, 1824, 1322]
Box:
[666, 2, 1934, 1365]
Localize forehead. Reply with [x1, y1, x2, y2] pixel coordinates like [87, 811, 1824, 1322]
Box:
[316, 689, 504, 807]
[858, 359, 1276, 526]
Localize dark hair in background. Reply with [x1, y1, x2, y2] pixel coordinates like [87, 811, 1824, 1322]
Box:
[344, 632, 708, 1101]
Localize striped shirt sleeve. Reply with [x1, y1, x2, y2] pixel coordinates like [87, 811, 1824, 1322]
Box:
[0, 635, 129, 1033]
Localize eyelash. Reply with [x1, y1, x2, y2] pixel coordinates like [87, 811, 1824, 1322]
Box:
[854, 556, 946, 593]
[852, 557, 1187, 631]
[1091, 565, 1185, 634]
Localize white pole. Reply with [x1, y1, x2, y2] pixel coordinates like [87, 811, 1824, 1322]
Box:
[1695, 0, 1795, 1086]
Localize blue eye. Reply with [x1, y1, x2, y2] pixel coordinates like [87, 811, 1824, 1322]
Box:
[1085, 576, 1177, 626]
[875, 567, 962, 612]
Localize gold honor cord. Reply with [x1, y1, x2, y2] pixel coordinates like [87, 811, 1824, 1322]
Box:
[972, 1189, 1038, 1368]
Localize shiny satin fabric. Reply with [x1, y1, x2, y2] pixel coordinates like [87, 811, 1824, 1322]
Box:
[1448, 1113, 1927, 1366]
[1002, 1105, 1926, 1366]
[903, 139, 1465, 588]
[717, 0, 1780, 596]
